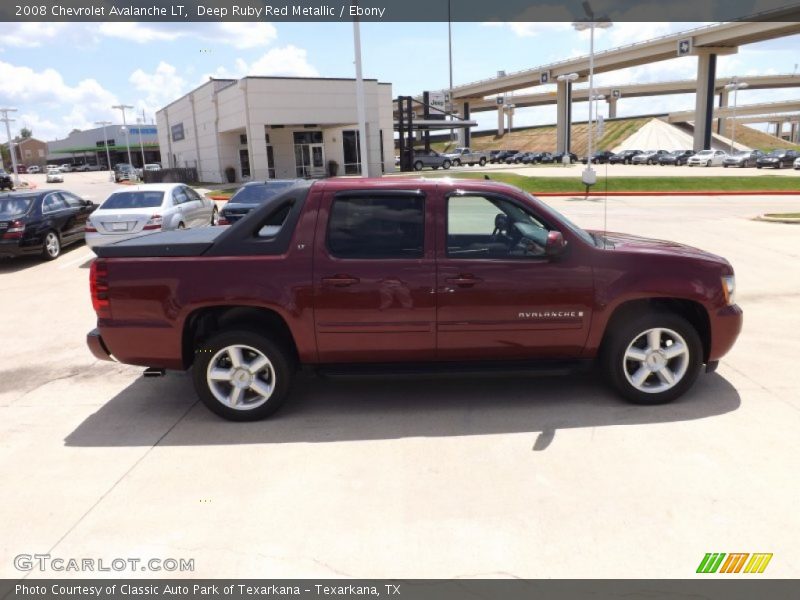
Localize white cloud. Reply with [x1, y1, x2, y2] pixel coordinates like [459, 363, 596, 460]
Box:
[129, 61, 189, 116]
[97, 23, 185, 44]
[216, 23, 278, 49]
[96, 22, 277, 49]
[0, 60, 120, 139]
[482, 22, 571, 38]
[0, 23, 69, 48]
[205, 45, 319, 80]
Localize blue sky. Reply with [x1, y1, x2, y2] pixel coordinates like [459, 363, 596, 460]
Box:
[1, 21, 798, 140]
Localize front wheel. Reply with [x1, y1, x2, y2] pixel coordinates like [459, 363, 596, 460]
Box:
[193, 329, 294, 421]
[413, 160, 423, 171]
[442, 160, 451, 170]
[602, 312, 702, 405]
[706, 161, 711, 167]
[453, 159, 461, 167]
[479, 157, 486, 166]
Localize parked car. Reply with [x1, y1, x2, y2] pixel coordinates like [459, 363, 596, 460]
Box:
[552, 151, 578, 164]
[658, 150, 695, 166]
[15, 165, 27, 174]
[46, 167, 64, 183]
[219, 180, 303, 224]
[581, 150, 616, 164]
[504, 151, 526, 164]
[73, 164, 90, 172]
[0, 169, 13, 191]
[85, 184, 219, 250]
[687, 149, 727, 167]
[442, 147, 488, 167]
[26, 165, 41, 174]
[517, 152, 541, 164]
[488, 150, 504, 163]
[609, 150, 642, 165]
[632, 150, 669, 165]
[0, 190, 96, 260]
[411, 149, 451, 171]
[86, 177, 742, 421]
[59, 164, 72, 173]
[722, 150, 762, 168]
[114, 163, 137, 182]
[144, 163, 162, 172]
[493, 150, 521, 163]
[794, 156, 800, 170]
[530, 152, 555, 164]
[756, 149, 798, 169]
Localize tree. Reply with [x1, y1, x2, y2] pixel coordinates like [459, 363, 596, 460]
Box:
[69, 128, 82, 136]
[15, 127, 32, 141]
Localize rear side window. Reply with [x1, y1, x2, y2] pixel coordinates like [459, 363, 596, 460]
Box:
[328, 196, 424, 259]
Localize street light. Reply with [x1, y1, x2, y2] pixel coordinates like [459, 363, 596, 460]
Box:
[111, 104, 134, 166]
[573, 10, 612, 185]
[725, 78, 749, 153]
[136, 117, 147, 173]
[557, 73, 579, 155]
[94, 120, 112, 172]
[0, 107, 20, 186]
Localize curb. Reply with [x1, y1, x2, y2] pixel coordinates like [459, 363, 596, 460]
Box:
[534, 190, 800, 197]
[755, 215, 800, 224]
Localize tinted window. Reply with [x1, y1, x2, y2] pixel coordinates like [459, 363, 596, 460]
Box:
[173, 188, 189, 205]
[230, 182, 297, 205]
[102, 192, 164, 209]
[0, 196, 33, 216]
[42, 194, 67, 213]
[257, 203, 292, 238]
[62, 193, 84, 208]
[328, 196, 424, 259]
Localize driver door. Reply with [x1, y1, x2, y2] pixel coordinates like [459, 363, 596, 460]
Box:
[436, 192, 594, 360]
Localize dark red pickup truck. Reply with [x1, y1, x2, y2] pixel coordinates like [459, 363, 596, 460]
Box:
[87, 178, 742, 421]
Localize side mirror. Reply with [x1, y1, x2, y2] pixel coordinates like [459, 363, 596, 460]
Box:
[545, 230, 567, 257]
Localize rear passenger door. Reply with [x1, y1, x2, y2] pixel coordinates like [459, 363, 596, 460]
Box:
[41, 193, 73, 241]
[313, 189, 437, 363]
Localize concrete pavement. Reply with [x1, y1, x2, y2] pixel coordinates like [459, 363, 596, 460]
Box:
[1, 193, 798, 579]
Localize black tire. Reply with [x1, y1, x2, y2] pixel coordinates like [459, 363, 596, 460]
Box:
[479, 157, 486, 166]
[776, 162, 782, 170]
[192, 329, 294, 421]
[442, 160, 451, 170]
[601, 311, 703, 405]
[756, 165, 762, 169]
[210, 207, 219, 226]
[723, 164, 728, 168]
[706, 161, 711, 167]
[453, 159, 461, 167]
[414, 160, 423, 171]
[41, 230, 61, 261]
[177, 222, 186, 229]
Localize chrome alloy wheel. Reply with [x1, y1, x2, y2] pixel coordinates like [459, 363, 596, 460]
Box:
[206, 344, 276, 410]
[45, 232, 60, 257]
[623, 327, 690, 394]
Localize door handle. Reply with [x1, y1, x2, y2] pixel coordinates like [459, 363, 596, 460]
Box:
[446, 275, 482, 287]
[322, 275, 360, 287]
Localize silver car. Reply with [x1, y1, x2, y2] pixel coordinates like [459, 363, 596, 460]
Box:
[411, 149, 452, 171]
[85, 183, 219, 249]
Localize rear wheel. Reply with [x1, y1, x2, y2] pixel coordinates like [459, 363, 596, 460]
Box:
[479, 157, 487, 166]
[602, 312, 702, 405]
[442, 160, 451, 170]
[42, 231, 61, 261]
[177, 222, 186, 230]
[453, 159, 461, 167]
[414, 161, 423, 171]
[210, 207, 219, 226]
[193, 329, 294, 421]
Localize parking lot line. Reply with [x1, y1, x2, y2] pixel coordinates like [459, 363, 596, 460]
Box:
[58, 249, 94, 270]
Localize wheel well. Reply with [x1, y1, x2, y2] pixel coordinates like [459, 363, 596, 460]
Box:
[602, 298, 711, 362]
[182, 306, 299, 368]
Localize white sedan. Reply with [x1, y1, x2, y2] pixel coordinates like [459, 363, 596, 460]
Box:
[85, 183, 219, 249]
[687, 149, 727, 167]
[794, 156, 800, 170]
[46, 168, 64, 183]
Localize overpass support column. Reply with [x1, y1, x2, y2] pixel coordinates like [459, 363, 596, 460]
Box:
[693, 53, 718, 151]
[556, 79, 572, 154]
[792, 121, 799, 143]
[497, 105, 505, 137]
[457, 101, 471, 147]
[717, 88, 729, 136]
[607, 97, 617, 119]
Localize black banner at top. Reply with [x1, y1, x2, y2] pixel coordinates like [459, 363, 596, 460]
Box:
[3, 0, 800, 22]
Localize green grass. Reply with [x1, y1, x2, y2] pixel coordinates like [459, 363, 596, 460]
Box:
[424, 172, 800, 193]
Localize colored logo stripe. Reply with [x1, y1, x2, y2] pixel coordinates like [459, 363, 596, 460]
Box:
[697, 553, 726, 573]
[744, 553, 773, 573]
[719, 553, 749, 573]
[697, 552, 772, 574]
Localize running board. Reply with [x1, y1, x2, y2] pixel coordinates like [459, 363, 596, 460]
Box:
[314, 359, 592, 379]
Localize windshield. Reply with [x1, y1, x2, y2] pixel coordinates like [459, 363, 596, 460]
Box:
[101, 191, 164, 210]
[696, 150, 713, 155]
[0, 196, 34, 216]
[524, 192, 595, 247]
[229, 182, 296, 205]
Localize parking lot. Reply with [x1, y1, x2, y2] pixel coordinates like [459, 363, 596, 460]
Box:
[1, 180, 799, 578]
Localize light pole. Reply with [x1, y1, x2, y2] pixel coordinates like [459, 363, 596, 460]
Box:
[111, 104, 134, 166]
[136, 117, 147, 171]
[352, 18, 369, 177]
[573, 11, 612, 185]
[557, 73, 579, 155]
[725, 78, 748, 153]
[0, 107, 20, 186]
[94, 120, 113, 171]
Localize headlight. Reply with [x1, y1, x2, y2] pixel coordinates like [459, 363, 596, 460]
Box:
[722, 275, 736, 305]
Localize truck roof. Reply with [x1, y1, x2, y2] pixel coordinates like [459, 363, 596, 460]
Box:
[312, 176, 521, 195]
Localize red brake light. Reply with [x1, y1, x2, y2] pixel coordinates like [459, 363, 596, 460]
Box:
[143, 214, 162, 231]
[218, 216, 230, 225]
[5, 219, 25, 239]
[90, 259, 111, 319]
[85, 220, 97, 233]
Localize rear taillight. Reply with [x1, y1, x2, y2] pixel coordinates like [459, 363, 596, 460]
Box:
[143, 214, 162, 230]
[5, 219, 25, 239]
[218, 216, 230, 225]
[90, 259, 111, 319]
[84, 220, 97, 233]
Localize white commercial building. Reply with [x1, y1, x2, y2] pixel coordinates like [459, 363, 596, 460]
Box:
[156, 76, 394, 183]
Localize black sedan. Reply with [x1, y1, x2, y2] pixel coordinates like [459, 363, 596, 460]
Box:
[756, 149, 798, 169]
[581, 150, 616, 164]
[659, 150, 695, 166]
[0, 169, 13, 191]
[0, 190, 96, 260]
[552, 151, 578, 164]
[723, 150, 764, 168]
[219, 180, 302, 224]
[609, 150, 642, 164]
